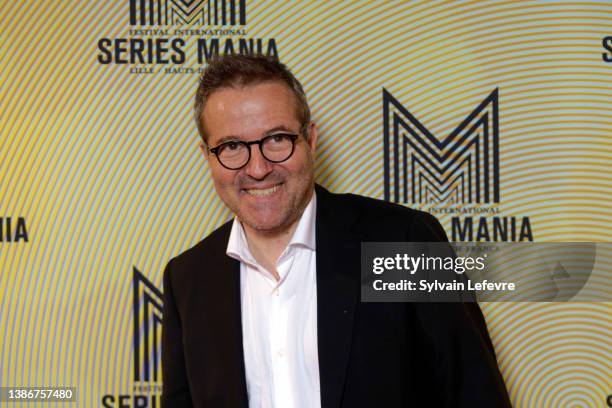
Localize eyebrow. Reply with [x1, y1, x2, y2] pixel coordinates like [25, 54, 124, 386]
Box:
[212, 125, 297, 145]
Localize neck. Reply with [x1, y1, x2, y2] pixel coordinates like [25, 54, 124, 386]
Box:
[242, 219, 299, 281]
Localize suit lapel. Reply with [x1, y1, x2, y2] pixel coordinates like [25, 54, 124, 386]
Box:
[197, 222, 248, 406]
[315, 185, 362, 408]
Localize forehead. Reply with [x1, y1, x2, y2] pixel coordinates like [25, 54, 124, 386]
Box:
[202, 81, 301, 144]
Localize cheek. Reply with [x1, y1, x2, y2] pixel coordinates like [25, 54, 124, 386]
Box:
[290, 151, 314, 177]
[210, 168, 237, 191]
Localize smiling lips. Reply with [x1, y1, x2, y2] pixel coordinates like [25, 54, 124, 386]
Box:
[243, 183, 282, 197]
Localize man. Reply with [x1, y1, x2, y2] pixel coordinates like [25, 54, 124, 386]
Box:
[162, 54, 511, 408]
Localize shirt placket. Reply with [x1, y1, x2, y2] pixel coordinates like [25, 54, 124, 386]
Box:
[269, 251, 293, 408]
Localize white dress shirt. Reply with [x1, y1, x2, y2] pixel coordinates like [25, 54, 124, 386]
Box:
[226, 193, 321, 408]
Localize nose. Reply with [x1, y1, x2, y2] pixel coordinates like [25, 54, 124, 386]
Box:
[244, 144, 273, 180]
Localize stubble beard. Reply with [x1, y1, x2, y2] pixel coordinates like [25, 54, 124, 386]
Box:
[228, 168, 315, 236]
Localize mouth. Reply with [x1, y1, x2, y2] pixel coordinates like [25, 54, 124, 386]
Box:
[243, 183, 282, 197]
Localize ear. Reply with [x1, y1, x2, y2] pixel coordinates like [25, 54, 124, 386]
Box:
[199, 141, 210, 161]
[306, 122, 318, 155]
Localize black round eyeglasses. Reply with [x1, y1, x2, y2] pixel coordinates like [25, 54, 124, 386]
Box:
[208, 133, 300, 170]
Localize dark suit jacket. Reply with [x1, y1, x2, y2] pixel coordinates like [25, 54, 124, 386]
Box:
[162, 185, 512, 407]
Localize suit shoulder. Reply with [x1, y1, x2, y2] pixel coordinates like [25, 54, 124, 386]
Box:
[166, 218, 233, 273]
[331, 191, 447, 241]
[341, 192, 436, 222]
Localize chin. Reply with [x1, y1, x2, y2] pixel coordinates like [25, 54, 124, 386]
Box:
[241, 215, 289, 234]
[246, 219, 282, 232]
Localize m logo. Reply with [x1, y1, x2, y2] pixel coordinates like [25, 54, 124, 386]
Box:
[383, 89, 500, 204]
[129, 0, 246, 25]
[133, 268, 163, 383]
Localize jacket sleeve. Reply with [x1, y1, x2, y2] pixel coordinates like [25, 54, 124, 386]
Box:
[412, 213, 513, 408]
[161, 258, 193, 407]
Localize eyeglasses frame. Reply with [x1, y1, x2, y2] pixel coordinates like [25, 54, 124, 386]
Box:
[207, 127, 307, 170]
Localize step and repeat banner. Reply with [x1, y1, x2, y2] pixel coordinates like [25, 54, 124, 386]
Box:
[1, 1, 611, 406]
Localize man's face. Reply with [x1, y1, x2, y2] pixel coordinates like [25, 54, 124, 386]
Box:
[201, 81, 317, 234]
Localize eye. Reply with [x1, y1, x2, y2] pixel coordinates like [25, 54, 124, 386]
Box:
[217, 140, 245, 157]
[225, 141, 241, 151]
[270, 134, 289, 143]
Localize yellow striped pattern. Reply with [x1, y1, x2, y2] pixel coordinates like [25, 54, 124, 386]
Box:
[1, 1, 611, 406]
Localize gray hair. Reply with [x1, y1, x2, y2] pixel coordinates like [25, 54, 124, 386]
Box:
[194, 54, 311, 142]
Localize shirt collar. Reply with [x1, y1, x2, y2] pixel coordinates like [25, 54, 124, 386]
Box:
[226, 190, 317, 263]
[288, 190, 316, 251]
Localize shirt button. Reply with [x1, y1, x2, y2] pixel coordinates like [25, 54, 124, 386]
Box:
[273, 289, 280, 296]
[277, 349, 285, 357]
